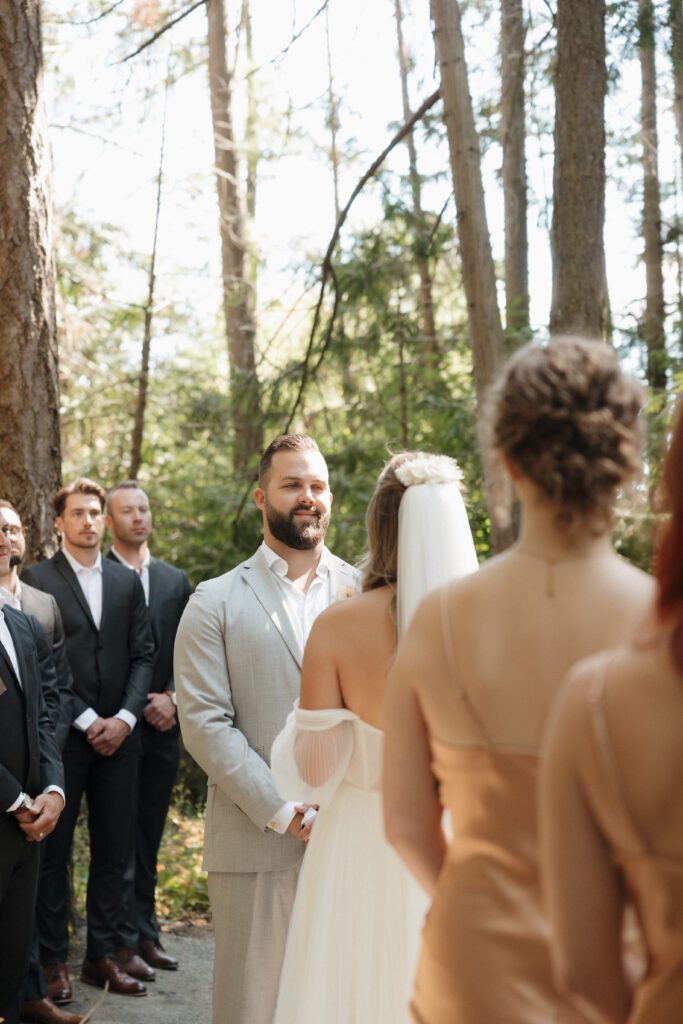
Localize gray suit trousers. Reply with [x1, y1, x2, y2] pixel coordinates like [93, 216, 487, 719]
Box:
[208, 866, 300, 1024]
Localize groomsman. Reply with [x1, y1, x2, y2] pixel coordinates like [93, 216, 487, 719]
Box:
[175, 434, 360, 1024]
[0, 522, 65, 1024]
[0, 501, 80, 1024]
[105, 481, 191, 976]
[22, 478, 155, 1001]
[0, 501, 74, 751]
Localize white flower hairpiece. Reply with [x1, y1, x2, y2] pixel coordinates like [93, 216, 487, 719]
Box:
[394, 454, 464, 488]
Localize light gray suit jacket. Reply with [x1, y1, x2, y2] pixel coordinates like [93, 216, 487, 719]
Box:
[174, 546, 360, 874]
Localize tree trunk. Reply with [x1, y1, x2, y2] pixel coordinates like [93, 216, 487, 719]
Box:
[430, 0, 514, 551]
[206, 0, 262, 474]
[0, 1, 61, 561]
[130, 90, 167, 480]
[638, 0, 666, 392]
[550, 0, 607, 338]
[395, 0, 439, 364]
[242, 0, 259, 302]
[671, 0, 683, 185]
[500, 0, 529, 341]
[324, 6, 342, 224]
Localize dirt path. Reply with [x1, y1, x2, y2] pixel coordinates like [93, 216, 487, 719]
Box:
[65, 925, 213, 1023]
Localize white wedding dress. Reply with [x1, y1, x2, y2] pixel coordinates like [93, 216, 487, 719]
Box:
[271, 701, 428, 1023]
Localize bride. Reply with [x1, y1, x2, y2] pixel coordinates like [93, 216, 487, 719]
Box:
[270, 450, 479, 1023]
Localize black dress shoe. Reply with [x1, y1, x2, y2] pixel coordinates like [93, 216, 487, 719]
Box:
[138, 938, 179, 970]
[42, 964, 73, 1006]
[20, 997, 83, 1024]
[81, 956, 147, 996]
[113, 948, 156, 981]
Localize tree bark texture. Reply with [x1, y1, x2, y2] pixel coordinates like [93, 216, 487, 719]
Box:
[430, 0, 514, 551]
[638, 0, 666, 392]
[550, 0, 607, 338]
[206, 0, 262, 474]
[500, 0, 529, 339]
[395, 0, 439, 363]
[0, 1, 61, 561]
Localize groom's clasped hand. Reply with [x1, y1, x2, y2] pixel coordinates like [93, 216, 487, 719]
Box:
[289, 803, 318, 844]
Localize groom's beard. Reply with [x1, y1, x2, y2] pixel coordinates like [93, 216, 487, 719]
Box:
[265, 501, 329, 551]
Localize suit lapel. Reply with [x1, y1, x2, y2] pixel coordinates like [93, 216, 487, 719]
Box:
[241, 551, 302, 669]
[98, 557, 114, 632]
[2, 608, 29, 696]
[54, 550, 98, 631]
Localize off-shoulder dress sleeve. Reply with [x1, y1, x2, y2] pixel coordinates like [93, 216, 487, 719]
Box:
[271, 700, 357, 807]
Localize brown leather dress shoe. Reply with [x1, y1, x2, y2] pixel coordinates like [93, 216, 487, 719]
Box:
[138, 938, 179, 971]
[21, 997, 83, 1024]
[113, 948, 156, 981]
[42, 965, 73, 1006]
[81, 956, 147, 996]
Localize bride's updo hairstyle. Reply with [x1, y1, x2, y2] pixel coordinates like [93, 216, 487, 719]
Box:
[492, 337, 643, 530]
[360, 451, 420, 593]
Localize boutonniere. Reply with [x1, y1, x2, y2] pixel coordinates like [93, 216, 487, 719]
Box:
[336, 585, 356, 603]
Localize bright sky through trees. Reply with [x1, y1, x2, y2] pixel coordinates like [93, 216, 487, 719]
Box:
[44, 1, 680, 360]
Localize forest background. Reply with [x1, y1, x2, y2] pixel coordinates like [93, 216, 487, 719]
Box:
[1, 0, 683, 920]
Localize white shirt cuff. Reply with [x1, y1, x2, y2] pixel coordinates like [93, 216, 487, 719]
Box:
[267, 801, 298, 835]
[6, 791, 24, 813]
[115, 709, 136, 733]
[74, 708, 98, 732]
[44, 786, 66, 807]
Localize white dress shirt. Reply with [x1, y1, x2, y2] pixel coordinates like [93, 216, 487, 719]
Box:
[261, 542, 332, 835]
[260, 542, 332, 655]
[110, 546, 151, 606]
[62, 547, 136, 735]
[0, 607, 66, 812]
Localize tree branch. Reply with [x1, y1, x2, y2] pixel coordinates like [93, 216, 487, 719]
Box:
[283, 87, 441, 432]
[119, 0, 206, 63]
[247, 0, 332, 77]
[230, 87, 442, 528]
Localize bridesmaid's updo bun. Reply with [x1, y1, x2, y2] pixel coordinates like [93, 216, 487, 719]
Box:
[492, 337, 643, 525]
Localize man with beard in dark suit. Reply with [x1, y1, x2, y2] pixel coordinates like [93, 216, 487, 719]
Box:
[22, 478, 155, 1002]
[0, 523, 65, 1024]
[105, 481, 191, 976]
[0, 500, 80, 1024]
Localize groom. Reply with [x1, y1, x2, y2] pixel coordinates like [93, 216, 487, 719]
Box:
[174, 434, 359, 1024]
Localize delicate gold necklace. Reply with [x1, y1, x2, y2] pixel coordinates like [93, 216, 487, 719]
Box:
[514, 545, 610, 599]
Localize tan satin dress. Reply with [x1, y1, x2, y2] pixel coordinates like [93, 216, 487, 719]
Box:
[410, 601, 564, 1023]
[587, 663, 683, 1024]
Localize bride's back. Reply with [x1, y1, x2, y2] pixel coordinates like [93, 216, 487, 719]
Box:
[324, 585, 397, 730]
[420, 547, 654, 751]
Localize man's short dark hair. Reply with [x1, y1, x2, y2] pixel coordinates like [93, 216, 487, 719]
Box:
[258, 435, 321, 487]
[106, 480, 146, 512]
[54, 478, 107, 518]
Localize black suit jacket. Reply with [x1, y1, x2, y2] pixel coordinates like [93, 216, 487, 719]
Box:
[0, 606, 64, 810]
[22, 550, 155, 725]
[19, 582, 74, 751]
[107, 552, 192, 694]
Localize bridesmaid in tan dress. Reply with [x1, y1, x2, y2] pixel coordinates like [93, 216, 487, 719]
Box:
[541, 401, 683, 1024]
[383, 338, 655, 1023]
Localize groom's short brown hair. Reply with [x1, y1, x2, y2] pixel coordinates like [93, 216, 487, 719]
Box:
[258, 434, 321, 487]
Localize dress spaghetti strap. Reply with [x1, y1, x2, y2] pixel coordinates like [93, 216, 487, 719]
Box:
[439, 584, 491, 748]
[588, 652, 650, 857]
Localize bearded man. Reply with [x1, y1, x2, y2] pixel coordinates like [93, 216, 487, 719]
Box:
[174, 434, 359, 1024]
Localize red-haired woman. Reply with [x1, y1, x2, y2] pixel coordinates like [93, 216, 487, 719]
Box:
[541, 400, 683, 1023]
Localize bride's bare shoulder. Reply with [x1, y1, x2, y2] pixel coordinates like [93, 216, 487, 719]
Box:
[312, 585, 393, 634]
